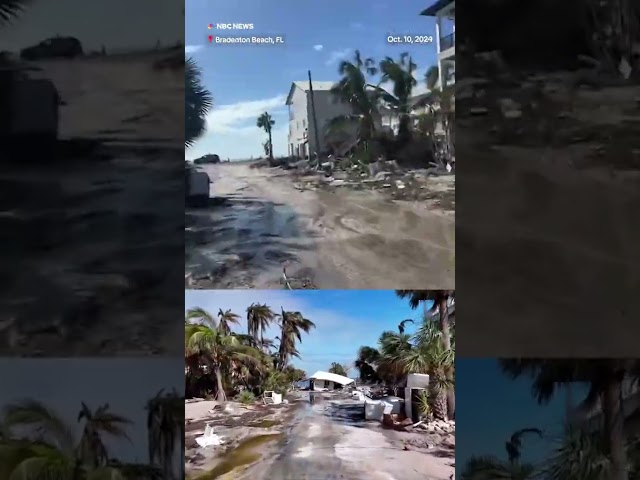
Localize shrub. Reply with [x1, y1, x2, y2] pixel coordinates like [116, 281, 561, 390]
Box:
[236, 390, 256, 405]
[417, 390, 432, 421]
[262, 371, 289, 396]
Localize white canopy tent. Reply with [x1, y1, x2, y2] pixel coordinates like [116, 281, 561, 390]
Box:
[308, 371, 355, 391]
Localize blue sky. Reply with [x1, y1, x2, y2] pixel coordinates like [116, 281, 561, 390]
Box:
[184, 289, 433, 375]
[456, 359, 584, 474]
[0, 359, 182, 465]
[185, 0, 448, 160]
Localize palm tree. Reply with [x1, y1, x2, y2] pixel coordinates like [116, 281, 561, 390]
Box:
[217, 309, 240, 335]
[499, 359, 640, 480]
[421, 64, 455, 142]
[256, 112, 275, 160]
[185, 57, 212, 148]
[246, 303, 276, 347]
[0, 399, 158, 479]
[185, 307, 216, 327]
[542, 424, 611, 480]
[396, 290, 455, 416]
[355, 346, 381, 382]
[329, 50, 380, 146]
[185, 322, 265, 401]
[146, 389, 183, 480]
[402, 320, 454, 420]
[77, 402, 132, 468]
[377, 53, 418, 142]
[0, 0, 31, 25]
[377, 330, 413, 395]
[461, 428, 543, 480]
[425, 65, 439, 90]
[328, 362, 347, 377]
[276, 308, 315, 371]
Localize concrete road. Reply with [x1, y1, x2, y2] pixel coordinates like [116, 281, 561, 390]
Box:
[242, 394, 454, 480]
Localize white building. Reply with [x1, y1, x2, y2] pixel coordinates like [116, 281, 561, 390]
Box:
[285, 81, 353, 158]
[380, 92, 446, 136]
[308, 371, 355, 391]
[421, 0, 455, 88]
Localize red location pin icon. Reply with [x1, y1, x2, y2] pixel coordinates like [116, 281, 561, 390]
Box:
[208, 35, 213, 43]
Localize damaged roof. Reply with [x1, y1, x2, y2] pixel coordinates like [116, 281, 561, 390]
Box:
[309, 371, 355, 386]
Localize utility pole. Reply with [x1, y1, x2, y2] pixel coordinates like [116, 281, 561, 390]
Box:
[308, 70, 322, 167]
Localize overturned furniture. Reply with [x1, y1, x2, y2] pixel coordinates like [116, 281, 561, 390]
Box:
[263, 391, 283, 405]
[364, 396, 405, 422]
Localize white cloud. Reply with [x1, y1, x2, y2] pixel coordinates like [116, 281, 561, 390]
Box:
[204, 94, 287, 134]
[185, 45, 203, 54]
[325, 48, 352, 66]
[186, 94, 290, 160]
[313, 44, 324, 51]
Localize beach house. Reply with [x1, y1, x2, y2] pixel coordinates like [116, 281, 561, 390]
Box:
[421, 0, 455, 88]
[285, 81, 354, 158]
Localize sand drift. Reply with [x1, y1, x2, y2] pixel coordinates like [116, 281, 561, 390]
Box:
[185, 163, 455, 289]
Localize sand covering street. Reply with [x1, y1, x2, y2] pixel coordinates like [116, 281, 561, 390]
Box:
[185, 162, 454, 289]
[185, 392, 454, 480]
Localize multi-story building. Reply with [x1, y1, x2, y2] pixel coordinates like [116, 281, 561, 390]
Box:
[421, 0, 455, 88]
[285, 81, 353, 159]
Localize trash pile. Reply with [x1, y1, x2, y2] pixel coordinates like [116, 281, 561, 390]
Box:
[280, 154, 455, 205]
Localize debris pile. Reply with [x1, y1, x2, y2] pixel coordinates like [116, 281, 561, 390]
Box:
[278, 154, 455, 205]
[457, 49, 640, 171]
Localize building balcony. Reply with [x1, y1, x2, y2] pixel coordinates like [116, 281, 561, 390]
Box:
[440, 32, 454, 52]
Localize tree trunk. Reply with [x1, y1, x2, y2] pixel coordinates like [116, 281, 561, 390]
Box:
[602, 377, 627, 480]
[215, 366, 226, 401]
[438, 296, 455, 419]
[268, 129, 273, 159]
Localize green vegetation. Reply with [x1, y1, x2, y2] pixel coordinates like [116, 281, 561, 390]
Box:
[326, 50, 454, 164]
[328, 362, 349, 377]
[236, 390, 256, 404]
[186, 57, 213, 148]
[0, 390, 183, 479]
[256, 112, 275, 160]
[461, 360, 640, 480]
[354, 290, 455, 422]
[185, 304, 312, 401]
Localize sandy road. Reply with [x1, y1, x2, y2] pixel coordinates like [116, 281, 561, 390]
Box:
[185, 163, 455, 289]
[240, 394, 453, 480]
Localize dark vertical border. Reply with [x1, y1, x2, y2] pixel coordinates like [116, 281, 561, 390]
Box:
[0, 0, 185, 356]
[455, 0, 640, 357]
